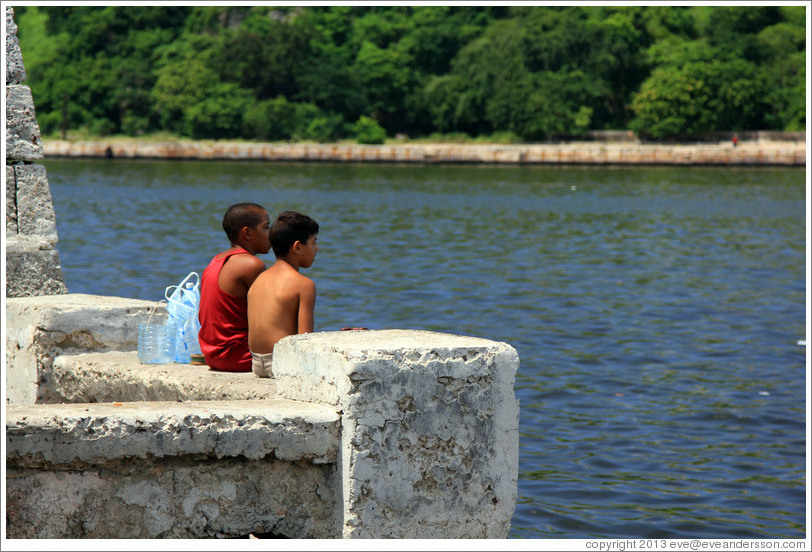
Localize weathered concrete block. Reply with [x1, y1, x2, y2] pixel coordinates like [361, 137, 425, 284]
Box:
[273, 329, 520, 538]
[5, 6, 26, 85]
[5, 293, 158, 405]
[5, 236, 68, 298]
[11, 162, 58, 238]
[6, 164, 17, 235]
[6, 84, 43, 160]
[6, 401, 341, 538]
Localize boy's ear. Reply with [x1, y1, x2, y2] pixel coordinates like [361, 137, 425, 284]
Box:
[291, 240, 303, 254]
[235, 227, 249, 243]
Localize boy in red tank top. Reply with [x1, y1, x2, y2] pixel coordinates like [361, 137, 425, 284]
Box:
[198, 203, 271, 372]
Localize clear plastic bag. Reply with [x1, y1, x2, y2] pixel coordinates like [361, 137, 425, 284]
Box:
[165, 272, 201, 363]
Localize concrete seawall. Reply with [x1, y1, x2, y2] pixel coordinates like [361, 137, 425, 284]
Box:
[42, 139, 806, 166]
[6, 294, 520, 539]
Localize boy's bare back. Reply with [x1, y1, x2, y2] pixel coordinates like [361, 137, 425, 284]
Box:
[247, 260, 316, 354]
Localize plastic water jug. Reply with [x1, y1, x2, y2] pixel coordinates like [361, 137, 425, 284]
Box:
[138, 319, 176, 364]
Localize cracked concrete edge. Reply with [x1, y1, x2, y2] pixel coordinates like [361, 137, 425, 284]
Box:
[6, 398, 342, 466]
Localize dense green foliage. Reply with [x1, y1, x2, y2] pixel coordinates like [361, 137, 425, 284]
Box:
[15, 5, 805, 142]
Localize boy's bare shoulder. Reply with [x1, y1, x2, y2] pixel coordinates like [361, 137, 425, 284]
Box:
[292, 270, 316, 289]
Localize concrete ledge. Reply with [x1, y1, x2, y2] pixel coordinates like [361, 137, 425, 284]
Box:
[6, 293, 164, 405]
[51, 351, 277, 403]
[6, 399, 341, 538]
[275, 329, 515, 406]
[6, 399, 341, 466]
[5, 292, 163, 349]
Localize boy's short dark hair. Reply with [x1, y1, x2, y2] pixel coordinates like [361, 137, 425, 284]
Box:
[222, 203, 266, 242]
[271, 211, 319, 257]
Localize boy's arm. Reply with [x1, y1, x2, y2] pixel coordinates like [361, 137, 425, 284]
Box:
[298, 278, 316, 334]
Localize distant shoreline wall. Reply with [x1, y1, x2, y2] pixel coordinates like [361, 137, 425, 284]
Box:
[43, 139, 806, 166]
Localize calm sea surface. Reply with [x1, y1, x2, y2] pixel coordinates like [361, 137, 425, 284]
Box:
[43, 158, 807, 539]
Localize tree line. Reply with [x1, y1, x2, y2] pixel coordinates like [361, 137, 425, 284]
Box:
[15, 5, 806, 143]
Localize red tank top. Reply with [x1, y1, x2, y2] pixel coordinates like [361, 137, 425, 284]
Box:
[198, 248, 252, 372]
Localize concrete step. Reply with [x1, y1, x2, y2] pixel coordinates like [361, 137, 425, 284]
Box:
[49, 350, 277, 403]
[6, 398, 341, 467]
[6, 398, 342, 538]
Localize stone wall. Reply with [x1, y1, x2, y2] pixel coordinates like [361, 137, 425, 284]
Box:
[5, 293, 519, 538]
[42, 138, 806, 166]
[5, 6, 68, 297]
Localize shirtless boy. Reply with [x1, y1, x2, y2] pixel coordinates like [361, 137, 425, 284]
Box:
[198, 203, 271, 372]
[247, 211, 319, 378]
